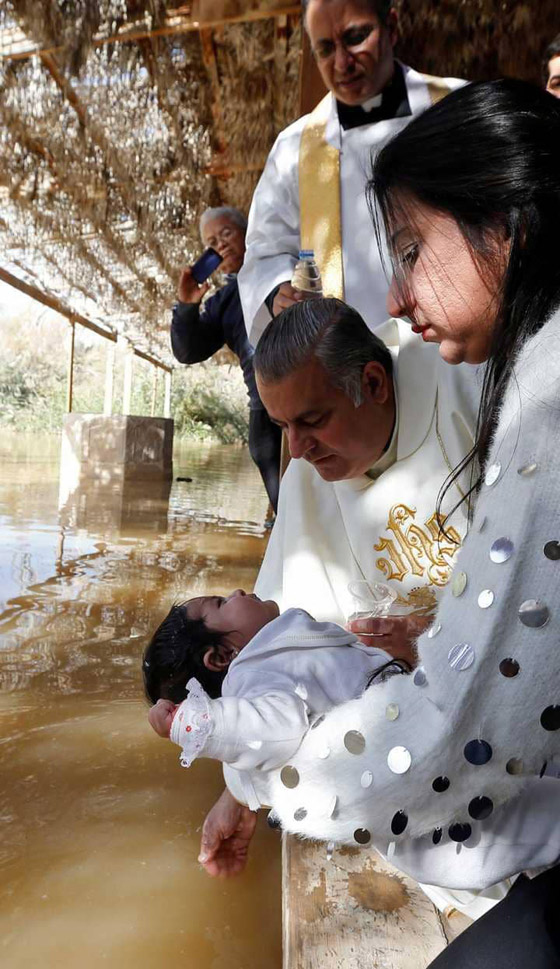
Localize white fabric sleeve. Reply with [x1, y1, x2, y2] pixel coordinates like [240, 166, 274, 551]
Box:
[237, 129, 302, 344]
[170, 675, 310, 772]
[266, 322, 560, 854]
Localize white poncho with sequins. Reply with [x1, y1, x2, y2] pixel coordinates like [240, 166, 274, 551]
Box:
[266, 308, 560, 856]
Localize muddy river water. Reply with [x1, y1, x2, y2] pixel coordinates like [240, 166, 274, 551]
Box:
[0, 431, 282, 969]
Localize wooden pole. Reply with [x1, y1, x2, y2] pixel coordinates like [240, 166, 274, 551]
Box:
[104, 341, 115, 416]
[66, 320, 75, 413]
[164, 371, 172, 419]
[151, 366, 158, 417]
[123, 347, 133, 415]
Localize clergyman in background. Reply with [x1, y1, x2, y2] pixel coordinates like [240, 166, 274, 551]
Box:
[170, 206, 281, 512]
[544, 34, 560, 98]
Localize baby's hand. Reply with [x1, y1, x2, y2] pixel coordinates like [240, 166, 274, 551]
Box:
[148, 698, 178, 738]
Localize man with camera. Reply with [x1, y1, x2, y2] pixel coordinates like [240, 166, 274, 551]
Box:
[171, 206, 281, 511]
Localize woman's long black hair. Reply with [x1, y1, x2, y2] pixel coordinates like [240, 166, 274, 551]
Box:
[368, 78, 560, 515]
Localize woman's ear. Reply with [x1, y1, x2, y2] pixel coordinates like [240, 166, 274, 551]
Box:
[202, 645, 235, 672]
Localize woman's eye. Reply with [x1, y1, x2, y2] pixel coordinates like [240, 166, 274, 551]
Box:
[399, 244, 418, 269]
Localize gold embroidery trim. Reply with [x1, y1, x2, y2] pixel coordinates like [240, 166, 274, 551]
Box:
[299, 94, 344, 299]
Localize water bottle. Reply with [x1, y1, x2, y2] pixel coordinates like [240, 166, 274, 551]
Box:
[291, 249, 323, 297]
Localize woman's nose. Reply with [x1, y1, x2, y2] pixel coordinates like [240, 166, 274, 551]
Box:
[387, 275, 409, 318]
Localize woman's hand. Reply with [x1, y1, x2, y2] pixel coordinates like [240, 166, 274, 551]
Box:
[148, 698, 178, 738]
[198, 788, 258, 878]
[178, 267, 210, 304]
[347, 613, 433, 667]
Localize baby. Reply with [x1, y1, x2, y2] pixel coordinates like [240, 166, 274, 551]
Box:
[144, 589, 404, 809]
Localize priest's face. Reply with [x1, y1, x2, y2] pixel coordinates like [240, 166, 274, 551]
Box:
[257, 355, 395, 481]
[306, 0, 398, 106]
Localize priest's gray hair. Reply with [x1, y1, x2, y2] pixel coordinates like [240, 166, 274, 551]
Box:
[254, 297, 393, 407]
[199, 206, 247, 239]
[302, 0, 393, 27]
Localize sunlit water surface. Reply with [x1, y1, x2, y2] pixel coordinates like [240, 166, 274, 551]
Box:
[0, 431, 281, 969]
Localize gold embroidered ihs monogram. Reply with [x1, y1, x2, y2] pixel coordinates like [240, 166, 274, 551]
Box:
[374, 503, 461, 588]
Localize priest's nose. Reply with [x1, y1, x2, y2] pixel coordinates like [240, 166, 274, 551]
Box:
[287, 425, 312, 460]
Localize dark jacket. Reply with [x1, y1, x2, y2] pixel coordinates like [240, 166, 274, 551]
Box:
[170, 277, 261, 409]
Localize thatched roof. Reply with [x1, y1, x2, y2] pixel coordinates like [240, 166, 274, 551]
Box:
[0, 1, 301, 361]
[0, 0, 557, 363]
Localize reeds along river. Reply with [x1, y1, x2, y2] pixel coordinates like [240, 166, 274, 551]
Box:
[0, 431, 282, 969]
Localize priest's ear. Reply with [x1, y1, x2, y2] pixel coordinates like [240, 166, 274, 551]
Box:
[361, 360, 391, 405]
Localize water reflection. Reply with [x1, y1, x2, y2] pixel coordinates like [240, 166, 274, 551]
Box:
[0, 431, 281, 969]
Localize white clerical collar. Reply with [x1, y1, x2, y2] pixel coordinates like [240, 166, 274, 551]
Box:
[366, 385, 399, 481]
[360, 93, 383, 112]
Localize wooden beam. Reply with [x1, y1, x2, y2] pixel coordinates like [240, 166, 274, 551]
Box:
[0, 6, 300, 61]
[205, 159, 266, 177]
[133, 345, 172, 374]
[200, 27, 228, 157]
[0, 265, 117, 343]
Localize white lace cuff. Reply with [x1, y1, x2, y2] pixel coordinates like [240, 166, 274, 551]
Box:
[169, 678, 213, 768]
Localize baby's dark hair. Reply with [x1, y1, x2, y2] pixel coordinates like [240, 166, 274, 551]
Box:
[143, 602, 226, 704]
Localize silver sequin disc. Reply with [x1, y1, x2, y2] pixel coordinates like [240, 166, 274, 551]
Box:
[294, 683, 308, 700]
[280, 766, 300, 789]
[544, 541, 560, 561]
[451, 571, 468, 597]
[518, 599, 550, 628]
[386, 841, 396, 859]
[428, 623, 442, 639]
[328, 795, 338, 818]
[490, 537, 514, 563]
[344, 730, 366, 755]
[361, 770, 374, 788]
[294, 807, 307, 821]
[478, 589, 495, 609]
[326, 841, 335, 861]
[385, 703, 400, 721]
[485, 462, 501, 487]
[354, 828, 371, 845]
[506, 757, 524, 775]
[317, 744, 331, 760]
[414, 666, 428, 687]
[247, 739, 263, 750]
[448, 642, 475, 671]
[517, 462, 538, 477]
[387, 746, 412, 774]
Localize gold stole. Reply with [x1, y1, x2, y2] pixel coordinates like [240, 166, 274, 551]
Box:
[298, 75, 452, 301]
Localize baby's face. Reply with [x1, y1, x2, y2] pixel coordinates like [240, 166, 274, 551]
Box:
[186, 590, 279, 650]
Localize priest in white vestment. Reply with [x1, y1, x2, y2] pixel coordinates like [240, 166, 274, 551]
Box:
[254, 303, 480, 627]
[238, 0, 465, 342]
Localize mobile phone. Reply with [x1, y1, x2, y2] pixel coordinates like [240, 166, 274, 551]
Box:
[191, 247, 223, 284]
